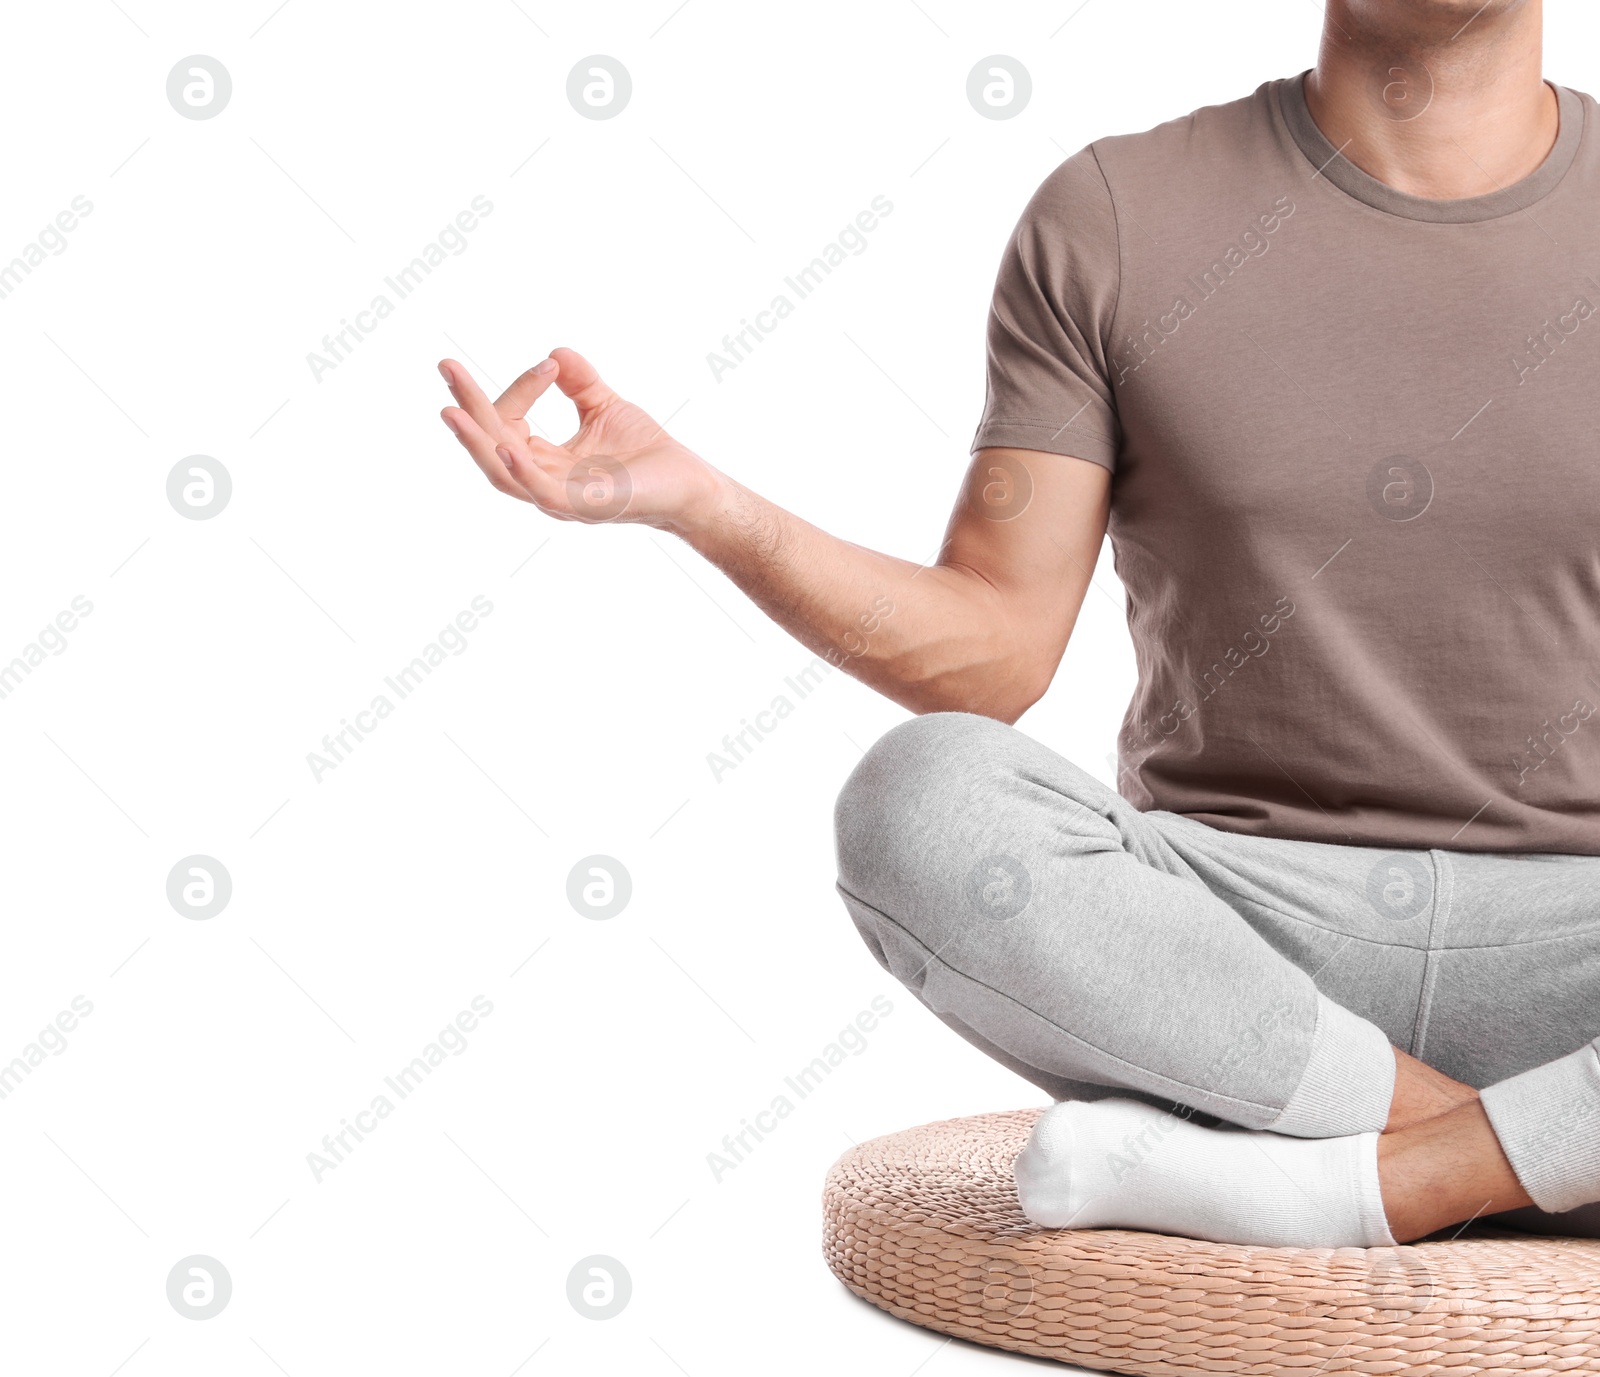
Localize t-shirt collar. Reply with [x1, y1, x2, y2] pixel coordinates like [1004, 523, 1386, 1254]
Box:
[1276, 69, 1583, 223]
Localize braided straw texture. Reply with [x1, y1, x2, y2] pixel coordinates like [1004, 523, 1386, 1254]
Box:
[823, 1109, 1600, 1375]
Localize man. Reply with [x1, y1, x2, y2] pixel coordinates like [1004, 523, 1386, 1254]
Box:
[440, 0, 1600, 1248]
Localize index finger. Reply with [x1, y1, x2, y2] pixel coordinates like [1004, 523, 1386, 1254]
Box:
[438, 358, 505, 440]
[495, 357, 560, 419]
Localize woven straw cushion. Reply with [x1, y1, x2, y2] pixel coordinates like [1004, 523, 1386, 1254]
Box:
[823, 1108, 1600, 1375]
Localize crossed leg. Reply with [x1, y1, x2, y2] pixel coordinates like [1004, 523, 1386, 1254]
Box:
[1379, 1054, 1526, 1239]
[835, 713, 1598, 1244]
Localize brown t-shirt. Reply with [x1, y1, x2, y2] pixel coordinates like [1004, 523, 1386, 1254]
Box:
[974, 73, 1600, 853]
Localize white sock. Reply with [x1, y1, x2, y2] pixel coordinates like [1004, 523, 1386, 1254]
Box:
[1014, 1097, 1395, 1248]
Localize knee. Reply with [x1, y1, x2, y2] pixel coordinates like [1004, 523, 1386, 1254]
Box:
[833, 711, 1020, 901]
[835, 713, 1022, 983]
[835, 710, 1124, 933]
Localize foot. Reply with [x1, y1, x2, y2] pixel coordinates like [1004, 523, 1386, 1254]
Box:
[1014, 1097, 1394, 1248]
[1379, 1098, 1532, 1240]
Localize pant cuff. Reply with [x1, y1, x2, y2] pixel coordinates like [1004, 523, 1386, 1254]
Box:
[1480, 1041, 1600, 1213]
[1265, 994, 1394, 1138]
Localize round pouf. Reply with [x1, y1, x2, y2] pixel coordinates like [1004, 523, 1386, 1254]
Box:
[823, 1109, 1600, 1375]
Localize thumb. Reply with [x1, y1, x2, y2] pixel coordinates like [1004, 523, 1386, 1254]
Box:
[549, 347, 618, 417]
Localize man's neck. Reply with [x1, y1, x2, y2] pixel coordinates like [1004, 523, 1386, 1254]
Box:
[1304, 0, 1557, 199]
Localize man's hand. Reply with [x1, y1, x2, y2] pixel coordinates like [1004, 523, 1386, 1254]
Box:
[438, 347, 723, 532]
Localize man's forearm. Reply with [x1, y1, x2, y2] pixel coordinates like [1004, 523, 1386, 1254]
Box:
[674, 474, 1045, 721]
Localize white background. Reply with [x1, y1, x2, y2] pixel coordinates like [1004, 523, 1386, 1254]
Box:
[4, 2, 1598, 1374]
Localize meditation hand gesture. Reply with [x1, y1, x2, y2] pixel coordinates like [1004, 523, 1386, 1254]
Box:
[438, 348, 722, 532]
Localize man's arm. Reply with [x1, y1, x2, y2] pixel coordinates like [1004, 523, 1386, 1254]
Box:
[439, 348, 1111, 723]
[679, 455, 1109, 722]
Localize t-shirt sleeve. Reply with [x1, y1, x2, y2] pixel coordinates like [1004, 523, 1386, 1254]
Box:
[970, 145, 1122, 470]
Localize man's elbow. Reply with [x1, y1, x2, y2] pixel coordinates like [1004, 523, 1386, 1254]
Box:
[900, 658, 1055, 725]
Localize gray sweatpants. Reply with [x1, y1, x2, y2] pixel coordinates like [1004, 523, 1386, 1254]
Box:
[834, 713, 1600, 1233]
